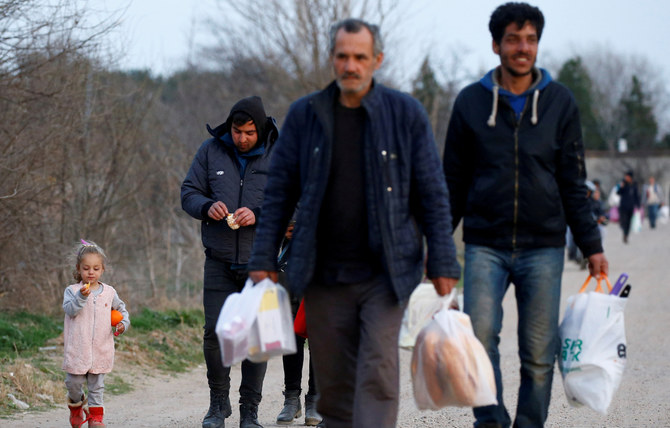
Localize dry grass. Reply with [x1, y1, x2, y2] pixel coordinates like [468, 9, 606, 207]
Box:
[1, 357, 64, 414]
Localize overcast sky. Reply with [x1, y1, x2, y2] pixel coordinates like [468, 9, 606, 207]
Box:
[92, 0, 670, 81]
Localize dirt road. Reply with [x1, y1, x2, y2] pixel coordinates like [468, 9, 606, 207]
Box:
[11, 220, 670, 427]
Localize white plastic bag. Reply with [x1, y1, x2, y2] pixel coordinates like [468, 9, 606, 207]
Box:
[215, 279, 267, 367]
[631, 209, 642, 233]
[607, 186, 620, 208]
[399, 282, 452, 348]
[559, 275, 627, 414]
[246, 280, 297, 363]
[411, 289, 497, 409]
[659, 205, 669, 225]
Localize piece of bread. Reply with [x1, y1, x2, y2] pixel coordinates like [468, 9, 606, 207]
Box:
[413, 316, 487, 407]
[439, 330, 478, 405]
[412, 327, 444, 405]
[226, 214, 239, 230]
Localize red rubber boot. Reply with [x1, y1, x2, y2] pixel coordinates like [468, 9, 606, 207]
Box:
[87, 406, 105, 427]
[67, 395, 89, 428]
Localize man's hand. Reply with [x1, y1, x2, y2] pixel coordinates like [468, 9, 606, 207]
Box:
[208, 201, 229, 221]
[431, 277, 459, 296]
[587, 252, 609, 279]
[233, 207, 256, 227]
[285, 222, 295, 240]
[249, 270, 278, 284]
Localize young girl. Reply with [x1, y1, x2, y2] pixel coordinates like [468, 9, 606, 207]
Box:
[62, 240, 130, 428]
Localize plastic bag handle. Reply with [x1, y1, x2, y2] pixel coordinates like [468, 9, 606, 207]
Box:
[578, 274, 612, 294]
[439, 287, 459, 311]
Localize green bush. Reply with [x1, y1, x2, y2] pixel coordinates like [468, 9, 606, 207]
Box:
[0, 312, 62, 359]
[131, 307, 204, 331]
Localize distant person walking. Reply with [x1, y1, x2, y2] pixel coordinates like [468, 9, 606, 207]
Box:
[442, 3, 607, 427]
[617, 170, 641, 243]
[643, 175, 664, 229]
[590, 184, 609, 240]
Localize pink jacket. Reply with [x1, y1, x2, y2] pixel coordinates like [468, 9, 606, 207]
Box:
[62, 283, 117, 374]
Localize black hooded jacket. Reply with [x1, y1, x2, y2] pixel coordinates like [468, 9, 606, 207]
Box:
[181, 97, 278, 264]
[443, 68, 602, 257]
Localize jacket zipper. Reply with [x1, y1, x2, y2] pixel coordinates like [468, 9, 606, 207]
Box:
[512, 102, 529, 249]
[513, 127, 519, 249]
[236, 177, 244, 263]
[91, 294, 97, 368]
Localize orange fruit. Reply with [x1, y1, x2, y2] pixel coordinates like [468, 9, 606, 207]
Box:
[111, 309, 123, 326]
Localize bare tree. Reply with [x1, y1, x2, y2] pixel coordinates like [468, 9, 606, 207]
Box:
[203, 0, 401, 96]
[0, 0, 118, 308]
[576, 45, 670, 152]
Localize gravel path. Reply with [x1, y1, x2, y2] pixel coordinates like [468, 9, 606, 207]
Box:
[11, 220, 670, 427]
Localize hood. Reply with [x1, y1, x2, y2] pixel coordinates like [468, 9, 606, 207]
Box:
[479, 67, 552, 127]
[206, 96, 270, 141]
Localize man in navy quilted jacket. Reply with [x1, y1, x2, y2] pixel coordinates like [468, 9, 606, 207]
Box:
[248, 18, 460, 428]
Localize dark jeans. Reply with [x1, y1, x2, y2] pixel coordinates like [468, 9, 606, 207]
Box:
[304, 275, 406, 428]
[203, 256, 267, 406]
[282, 334, 317, 396]
[619, 207, 634, 238]
[648, 203, 660, 228]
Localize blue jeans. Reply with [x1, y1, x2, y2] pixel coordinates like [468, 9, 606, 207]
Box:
[648, 203, 660, 228]
[464, 244, 564, 428]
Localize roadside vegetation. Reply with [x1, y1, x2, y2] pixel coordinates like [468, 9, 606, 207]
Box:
[0, 308, 204, 417]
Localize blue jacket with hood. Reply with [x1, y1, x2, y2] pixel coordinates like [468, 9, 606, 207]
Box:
[248, 81, 461, 303]
[443, 67, 603, 256]
[181, 107, 278, 264]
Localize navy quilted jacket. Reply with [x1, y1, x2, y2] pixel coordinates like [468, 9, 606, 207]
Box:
[248, 81, 461, 303]
[181, 119, 278, 264]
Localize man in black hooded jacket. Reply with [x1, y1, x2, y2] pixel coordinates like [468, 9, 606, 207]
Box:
[443, 3, 607, 427]
[181, 96, 278, 428]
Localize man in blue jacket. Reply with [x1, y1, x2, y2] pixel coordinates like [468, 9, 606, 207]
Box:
[443, 3, 608, 427]
[181, 96, 278, 428]
[248, 18, 460, 428]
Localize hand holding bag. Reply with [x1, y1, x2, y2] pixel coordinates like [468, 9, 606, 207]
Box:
[411, 289, 497, 410]
[399, 282, 452, 348]
[559, 275, 627, 414]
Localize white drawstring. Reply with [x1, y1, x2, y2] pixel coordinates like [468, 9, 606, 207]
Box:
[487, 85, 499, 127]
[488, 83, 540, 127]
[531, 89, 539, 125]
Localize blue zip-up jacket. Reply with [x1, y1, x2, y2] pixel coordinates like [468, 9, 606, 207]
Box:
[443, 67, 603, 257]
[248, 81, 461, 303]
[181, 118, 278, 264]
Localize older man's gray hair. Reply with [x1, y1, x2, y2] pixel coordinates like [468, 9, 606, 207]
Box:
[329, 18, 384, 56]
